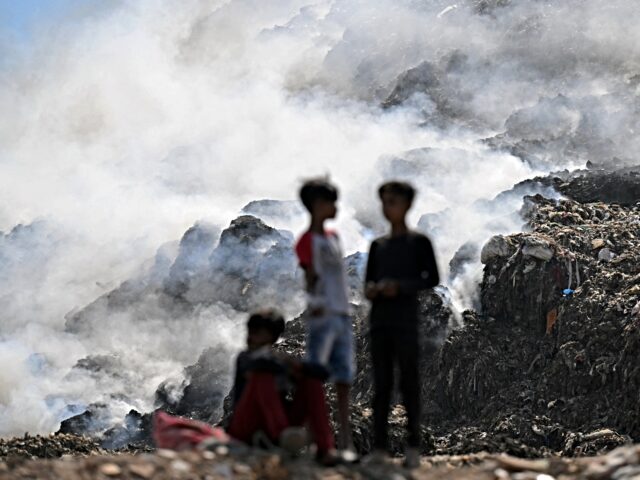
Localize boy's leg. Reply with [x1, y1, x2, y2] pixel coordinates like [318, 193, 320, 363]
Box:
[227, 372, 290, 444]
[397, 331, 421, 448]
[289, 376, 335, 454]
[336, 383, 351, 450]
[328, 315, 356, 450]
[305, 314, 344, 451]
[370, 329, 394, 451]
[305, 314, 336, 368]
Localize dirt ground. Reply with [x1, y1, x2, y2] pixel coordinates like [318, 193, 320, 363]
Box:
[3, 442, 640, 480]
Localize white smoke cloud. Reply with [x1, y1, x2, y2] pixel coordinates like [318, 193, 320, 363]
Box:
[0, 0, 638, 437]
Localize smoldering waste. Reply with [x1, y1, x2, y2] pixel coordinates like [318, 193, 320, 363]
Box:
[21, 166, 633, 464]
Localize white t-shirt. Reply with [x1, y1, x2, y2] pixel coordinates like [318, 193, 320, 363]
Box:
[295, 230, 350, 315]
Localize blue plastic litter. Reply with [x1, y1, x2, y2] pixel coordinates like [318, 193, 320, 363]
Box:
[563, 288, 575, 297]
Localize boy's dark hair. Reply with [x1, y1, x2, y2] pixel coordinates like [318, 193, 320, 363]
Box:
[247, 309, 285, 342]
[378, 181, 416, 205]
[299, 178, 338, 212]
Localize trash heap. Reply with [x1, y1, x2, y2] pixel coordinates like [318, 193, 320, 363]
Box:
[263, 187, 640, 458]
[0, 434, 103, 461]
[85, 189, 639, 458]
[66, 215, 302, 335]
[517, 167, 640, 206]
[49, 167, 640, 461]
[418, 193, 640, 457]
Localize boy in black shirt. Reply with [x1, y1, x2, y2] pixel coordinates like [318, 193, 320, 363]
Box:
[364, 181, 440, 469]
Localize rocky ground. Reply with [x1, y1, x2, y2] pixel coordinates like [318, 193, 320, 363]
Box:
[5, 439, 640, 479]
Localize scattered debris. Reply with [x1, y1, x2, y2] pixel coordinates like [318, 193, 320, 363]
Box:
[5, 443, 640, 479]
[0, 434, 103, 460]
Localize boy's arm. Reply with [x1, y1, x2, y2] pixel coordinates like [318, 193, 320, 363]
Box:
[302, 265, 326, 314]
[232, 353, 249, 407]
[364, 241, 379, 300]
[303, 266, 318, 292]
[423, 237, 440, 288]
[397, 236, 440, 295]
[296, 232, 325, 314]
[249, 356, 287, 375]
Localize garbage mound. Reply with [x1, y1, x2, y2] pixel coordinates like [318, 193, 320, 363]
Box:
[258, 194, 639, 458]
[0, 434, 103, 460]
[52, 169, 640, 459]
[419, 193, 640, 456]
[514, 166, 640, 206]
[256, 189, 634, 458]
[155, 347, 232, 425]
[65, 215, 302, 335]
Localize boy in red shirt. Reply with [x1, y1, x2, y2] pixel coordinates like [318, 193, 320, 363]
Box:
[295, 179, 355, 458]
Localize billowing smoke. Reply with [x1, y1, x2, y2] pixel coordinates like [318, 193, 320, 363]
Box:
[1, 0, 638, 437]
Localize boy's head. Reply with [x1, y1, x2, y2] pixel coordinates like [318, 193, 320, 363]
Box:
[246, 309, 285, 350]
[299, 178, 338, 220]
[378, 181, 415, 223]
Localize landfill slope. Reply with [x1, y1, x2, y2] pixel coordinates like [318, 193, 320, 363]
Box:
[13, 169, 640, 463]
[111, 173, 640, 458]
[264, 182, 639, 458]
[419, 190, 640, 457]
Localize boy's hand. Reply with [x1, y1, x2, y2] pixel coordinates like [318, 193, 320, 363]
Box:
[365, 282, 379, 300]
[275, 352, 304, 378]
[378, 279, 400, 298]
[304, 268, 318, 292]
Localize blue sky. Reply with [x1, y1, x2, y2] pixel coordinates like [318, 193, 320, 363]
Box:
[0, 0, 74, 39]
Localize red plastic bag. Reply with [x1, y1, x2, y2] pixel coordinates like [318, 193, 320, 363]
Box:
[152, 410, 230, 450]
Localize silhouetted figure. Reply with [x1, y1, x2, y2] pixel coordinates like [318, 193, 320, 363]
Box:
[227, 309, 337, 464]
[364, 181, 440, 469]
[295, 178, 356, 460]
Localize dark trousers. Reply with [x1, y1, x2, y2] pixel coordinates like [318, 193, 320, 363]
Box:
[228, 372, 335, 453]
[370, 328, 420, 449]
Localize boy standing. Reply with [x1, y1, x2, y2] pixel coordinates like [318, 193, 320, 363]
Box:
[364, 181, 440, 469]
[295, 179, 355, 456]
[228, 309, 337, 463]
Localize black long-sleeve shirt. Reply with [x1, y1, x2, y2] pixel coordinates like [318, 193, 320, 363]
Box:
[232, 348, 288, 408]
[232, 348, 330, 408]
[365, 231, 440, 331]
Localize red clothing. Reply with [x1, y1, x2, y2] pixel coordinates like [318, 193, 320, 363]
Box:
[153, 411, 229, 450]
[295, 231, 314, 269]
[227, 372, 334, 453]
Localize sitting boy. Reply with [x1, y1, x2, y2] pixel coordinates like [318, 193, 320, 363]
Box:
[227, 309, 337, 464]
